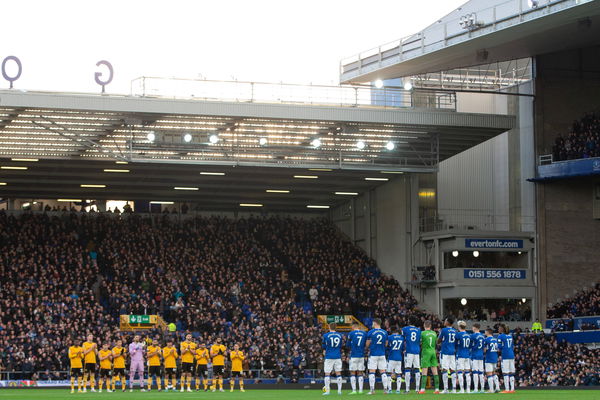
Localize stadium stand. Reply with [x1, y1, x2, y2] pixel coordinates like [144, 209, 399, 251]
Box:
[551, 111, 600, 161]
[515, 331, 600, 387]
[0, 210, 598, 386]
[547, 283, 600, 319]
[0, 211, 434, 380]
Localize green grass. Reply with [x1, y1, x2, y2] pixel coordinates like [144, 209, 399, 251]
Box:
[0, 389, 598, 400]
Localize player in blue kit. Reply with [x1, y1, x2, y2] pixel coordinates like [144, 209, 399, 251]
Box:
[385, 327, 404, 394]
[365, 318, 389, 395]
[455, 321, 472, 393]
[497, 324, 516, 393]
[484, 328, 500, 393]
[470, 323, 485, 393]
[438, 317, 458, 393]
[322, 323, 343, 396]
[401, 316, 422, 394]
[347, 322, 367, 394]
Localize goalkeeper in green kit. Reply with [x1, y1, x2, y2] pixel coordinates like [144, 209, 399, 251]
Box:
[419, 320, 440, 394]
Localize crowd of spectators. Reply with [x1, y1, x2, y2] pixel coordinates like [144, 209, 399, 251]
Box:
[552, 111, 600, 161]
[0, 211, 598, 387]
[547, 283, 600, 318]
[0, 212, 434, 381]
[515, 331, 600, 386]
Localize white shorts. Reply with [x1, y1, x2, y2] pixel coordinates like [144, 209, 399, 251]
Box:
[404, 353, 420, 369]
[501, 359, 515, 374]
[367, 355, 387, 371]
[440, 354, 456, 371]
[471, 359, 484, 372]
[456, 357, 471, 371]
[485, 362, 497, 373]
[387, 360, 402, 374]
[324, 359, 342, 374]
[349, 357, 365, 372]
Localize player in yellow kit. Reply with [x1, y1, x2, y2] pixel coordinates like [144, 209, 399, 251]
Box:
[111, 339, 127, 392]
[229, 344, 246, 392]
[98, 342, 113, 392]
[68, 338, 84, 393]
[147, 338, 163, 391]
[210, 338, 227, 392]
[82, 334, 98, 392]
[163, 339, 178, 392]
[180, 333, 197, 392]
[195, 342, 210, 391]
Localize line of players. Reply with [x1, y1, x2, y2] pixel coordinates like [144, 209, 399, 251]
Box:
[67, 333, 246, 394]
[322, 316, 515, 395]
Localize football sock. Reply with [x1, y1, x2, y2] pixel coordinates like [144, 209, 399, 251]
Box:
[369, 373, 375, 391]
[479, 373, 485, 390]
[458, 372, 464, 390]
[358, 375, 364, 392]
[196, 378, 200, 390]
[442, 371, 449, 390]
[71, 377, 75, 390]
[172, 378, 177, 389]
[494, 375, 500, 391]
[466, 372, 472, 391]
[451, 372, 457, 390]
[157, 378, 161, 390]
[396, 376, 402, 392]
[230, 379, 235, 390]
[420, 374, 427, 390]
[415, 372, 421, 391]
[404, 370, 411, 391]
[78, 377, 83, 390]
[504, 375, 510, 391]
[240, 379, 244, 389]
[350, 375, 356, 391]
[473, 372, 479, 391]
[434, 374, 440, 390]
[336, 376, 342, 393]
[510, 375, 515, 391]
[381, 373, 388, 391]
[147, 378, 152, 390]
[324, 376, 331, 393]
[90, 376, 95, 389]
[204, 379, 209, 390]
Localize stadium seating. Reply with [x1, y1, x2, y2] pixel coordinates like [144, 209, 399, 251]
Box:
[547, 283, 600, 319]
[0, 210, 598, 386]
[515, 331, 600, 386]
[551, 111, 600, 161]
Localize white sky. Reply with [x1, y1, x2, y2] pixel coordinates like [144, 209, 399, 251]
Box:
[1, 0, 465, 94]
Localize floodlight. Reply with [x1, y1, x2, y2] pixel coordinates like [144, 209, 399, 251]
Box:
[473, 250, 480, 257]
[259, 137, 268, 146]
[356, 140, 366, 150]
[452, 250, 459, 257]
[147, 132, 155, 142]
[374, 79, 384, 89]
[209, 134, 219, 144]
[461, 298, 467, 306]
[311, 138, 322, 148]
[385, 141, 395, 151]
[183, 133, 192, 143]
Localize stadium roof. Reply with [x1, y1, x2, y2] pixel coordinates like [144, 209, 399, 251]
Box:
[0, 87, 514, 211]
[340, 0, 600, 83]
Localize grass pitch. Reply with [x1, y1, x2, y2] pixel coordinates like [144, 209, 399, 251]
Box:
[0, 389, 598, 400]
